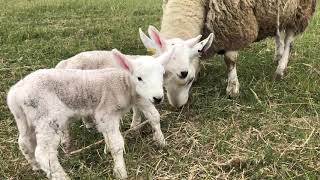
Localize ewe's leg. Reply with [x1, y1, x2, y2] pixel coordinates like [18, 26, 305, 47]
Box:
[35, 125, 69, 180]
[275, 29, 295, 79]
[95, 114, 127, 179]
[224, 51, 240, 97]
[137, 100, 165, 147]
[274, 30, 285, 63]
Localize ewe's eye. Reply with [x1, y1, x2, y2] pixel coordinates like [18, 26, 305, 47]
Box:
[137, 77, 143, 81]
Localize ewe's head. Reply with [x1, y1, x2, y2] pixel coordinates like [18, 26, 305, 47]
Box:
[139, 26, 214, 108]
[111, 49, 174, 105]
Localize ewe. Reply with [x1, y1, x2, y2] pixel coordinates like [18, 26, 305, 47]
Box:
[7, 49, 174, 179]
[160, 0, 317, 105]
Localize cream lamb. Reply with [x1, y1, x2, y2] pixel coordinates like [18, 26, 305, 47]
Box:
[7, 49, 174, 179]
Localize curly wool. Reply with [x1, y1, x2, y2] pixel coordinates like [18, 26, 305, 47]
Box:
[204, 0, 317, 52]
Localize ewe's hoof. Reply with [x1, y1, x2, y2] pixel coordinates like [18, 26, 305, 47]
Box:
[226, 79, 240, 97]
[274, 67, 287, 80]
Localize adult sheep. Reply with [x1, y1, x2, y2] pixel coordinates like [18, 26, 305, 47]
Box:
[158, 0, 316, 106]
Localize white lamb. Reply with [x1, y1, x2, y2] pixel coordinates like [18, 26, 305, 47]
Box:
[56, 26, 214, 109]
[7, 48, 174, 179]
[55, 26, 214, 148]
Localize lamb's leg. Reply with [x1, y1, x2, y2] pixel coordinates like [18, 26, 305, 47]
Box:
[95, 114, 127, 179]
[274, 29, 295, 79]
[274, 30, 285, 63]
[130, 106, 142, 129]
[34, 123, 69, 180]
[18, 129, 39, 171]
[61, 124, 71, 154]
[137, 100, 166, 147]
[224, 51, 240, 97]
[82, 115, 95, 129]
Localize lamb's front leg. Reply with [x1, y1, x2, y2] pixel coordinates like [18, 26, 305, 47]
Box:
[136, 100, 166, 147]
[95, 114, 127, 179]
[224, 51, 240, 97]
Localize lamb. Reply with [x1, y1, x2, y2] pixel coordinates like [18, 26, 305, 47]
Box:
[56, 26, 214, 109]
[7, 49, 174, 179]
[160, 0, 317, 104]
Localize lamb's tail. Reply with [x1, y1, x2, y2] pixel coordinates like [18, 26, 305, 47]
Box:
[7, 86, 30, 135]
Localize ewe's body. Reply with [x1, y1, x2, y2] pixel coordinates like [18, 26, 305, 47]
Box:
[161, 0, 316, 102]
[8, 49, 173, 179]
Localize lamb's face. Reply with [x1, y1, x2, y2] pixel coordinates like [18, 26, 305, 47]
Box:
[111, 48, 174, 105]
[132, 57, 166, 104]
[139, 26, 214, 108]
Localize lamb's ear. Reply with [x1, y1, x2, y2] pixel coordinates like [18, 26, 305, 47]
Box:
[156, 47, 175, 67]
[148, 25, 166, 52]
[185, 35, 202, 48]
[190, 33, 214, 57]
[139, 28, 156, 50]
[111, 49, 133, 72]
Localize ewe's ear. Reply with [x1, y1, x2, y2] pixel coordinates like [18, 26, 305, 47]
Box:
[190, 33, 214, 57]
[111, 49, 133, 72]
[139, 28, 156, 50]
[185, 35, 202, 48]
[148, 25, 166, 52]
[156, 47, 175, 67]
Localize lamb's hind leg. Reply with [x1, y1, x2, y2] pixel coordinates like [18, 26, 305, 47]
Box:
[34, 121, 69, 180]
[275, 29, 295, 79]
[18, 125, 39, 171]
[224, 51, 240, 97]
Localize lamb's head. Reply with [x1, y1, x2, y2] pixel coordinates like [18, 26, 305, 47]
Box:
[139, 26, 214, 108]
[111, 48, 174, 105]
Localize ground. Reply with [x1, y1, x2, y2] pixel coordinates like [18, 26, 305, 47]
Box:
[0, 0, 319, 179]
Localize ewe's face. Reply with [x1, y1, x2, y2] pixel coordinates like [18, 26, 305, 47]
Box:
[133, 57, 166, 104]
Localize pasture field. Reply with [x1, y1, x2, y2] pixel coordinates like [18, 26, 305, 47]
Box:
[0, 0, 319, 179]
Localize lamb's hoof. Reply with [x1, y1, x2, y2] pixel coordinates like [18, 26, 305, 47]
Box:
[113, 166, 128, 179]
[153, 133, 166, 147]
[31, 163, 40, 171]
[226, 79, 240, 97]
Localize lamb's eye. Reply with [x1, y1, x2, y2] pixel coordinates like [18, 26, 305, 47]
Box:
[137, 77, 143, 81]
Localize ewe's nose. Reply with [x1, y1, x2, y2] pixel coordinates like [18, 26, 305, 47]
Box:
[153, 96, 163, 104]
[179, 71, 188, 79]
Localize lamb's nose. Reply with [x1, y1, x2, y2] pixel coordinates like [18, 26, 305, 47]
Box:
[153, 96, 163, 104]
[179, 71, 188, 79]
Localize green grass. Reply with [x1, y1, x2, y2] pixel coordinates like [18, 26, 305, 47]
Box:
[0, 0, 319, 179]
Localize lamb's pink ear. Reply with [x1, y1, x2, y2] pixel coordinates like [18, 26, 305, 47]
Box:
[185, 35, 202, 48]
[148, 25, 166, 51]
[156, 47, 175, 67]
[111, 49, 133, 72]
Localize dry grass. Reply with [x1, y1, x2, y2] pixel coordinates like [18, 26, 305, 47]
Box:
[0, 0, 319, 179]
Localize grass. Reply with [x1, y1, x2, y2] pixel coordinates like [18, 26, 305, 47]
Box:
[0, 0, 319, 179]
